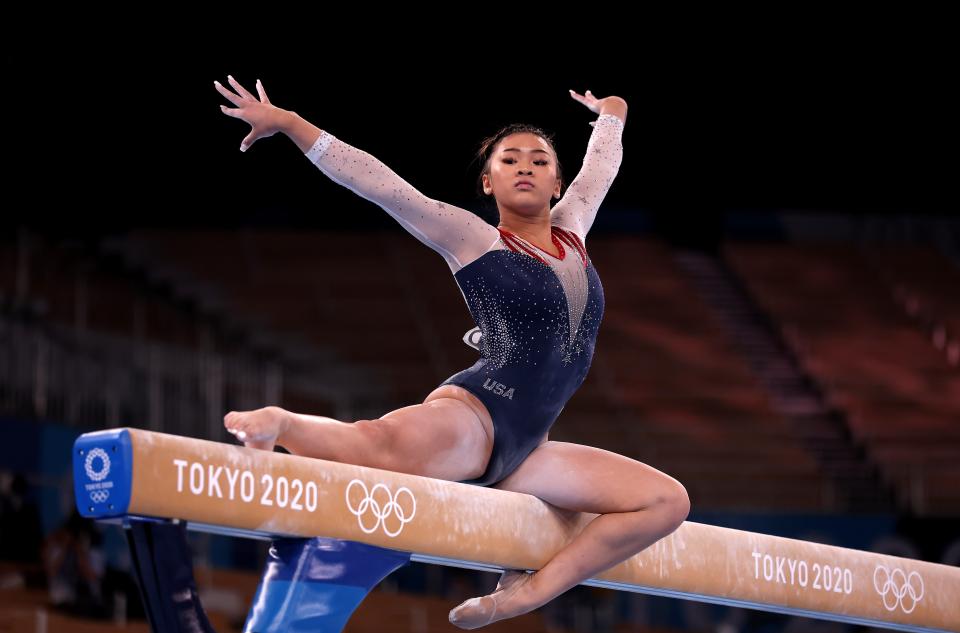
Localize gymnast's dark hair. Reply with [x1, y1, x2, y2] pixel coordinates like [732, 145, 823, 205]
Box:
[472, 123, 565, 215]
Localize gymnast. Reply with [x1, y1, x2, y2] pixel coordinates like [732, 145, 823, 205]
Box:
[214, 75, 690, 629]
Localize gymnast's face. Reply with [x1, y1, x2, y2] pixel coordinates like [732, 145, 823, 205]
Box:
[482, 133, 562, 214]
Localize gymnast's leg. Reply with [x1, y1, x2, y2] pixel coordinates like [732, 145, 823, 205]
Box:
[449, 441, 690, 629]
[223, 398, 493, 482]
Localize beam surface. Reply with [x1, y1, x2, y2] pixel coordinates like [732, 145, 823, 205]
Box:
[74, 428, 960, 633]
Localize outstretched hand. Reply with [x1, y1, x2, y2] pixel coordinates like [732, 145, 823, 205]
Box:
[215, 75, 287, 152]
[568, 89, 626, 126]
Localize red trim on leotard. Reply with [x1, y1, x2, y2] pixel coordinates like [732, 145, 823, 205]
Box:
[497, 227, 549, 265]
[553, 226, 587, 266]
[546, 227, 567, 261]
[497, 226, 566, 264]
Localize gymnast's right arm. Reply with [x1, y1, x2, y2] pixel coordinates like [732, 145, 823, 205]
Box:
[215, 75, 497, 272]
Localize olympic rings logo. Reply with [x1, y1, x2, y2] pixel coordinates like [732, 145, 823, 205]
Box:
[345, 479, 416, 538]
[84, 448, 111, 482]
[89, 490, 110, 504]
[874, 565, 924, 613]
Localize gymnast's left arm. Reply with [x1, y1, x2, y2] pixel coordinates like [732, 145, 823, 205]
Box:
[550, 92, 627, 242]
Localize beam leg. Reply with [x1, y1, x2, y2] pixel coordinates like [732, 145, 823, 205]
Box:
[244, 537, 412, 633]
[125, 518, 217, 633]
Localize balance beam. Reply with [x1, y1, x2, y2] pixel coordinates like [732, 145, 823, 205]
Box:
[74, 428, 959, 633]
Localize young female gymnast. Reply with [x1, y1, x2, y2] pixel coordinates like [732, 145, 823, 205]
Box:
[215, 75, 690, 629]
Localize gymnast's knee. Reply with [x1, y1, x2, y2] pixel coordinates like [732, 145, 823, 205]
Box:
[662, 484, 691, 529]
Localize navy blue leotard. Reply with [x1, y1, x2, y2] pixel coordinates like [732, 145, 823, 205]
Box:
[304, 113, 625, 486]
[440, 224, 605, 485]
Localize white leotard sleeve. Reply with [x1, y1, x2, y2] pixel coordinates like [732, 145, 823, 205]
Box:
[549, 113, 625, 243]
[304, 131, 499, 274]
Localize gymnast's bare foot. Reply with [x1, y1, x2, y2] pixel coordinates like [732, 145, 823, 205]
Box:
[223, 406, 289, 451]
[448, 569, 535, 629]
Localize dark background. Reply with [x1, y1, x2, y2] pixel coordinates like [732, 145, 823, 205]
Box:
[6, 23, 952, 237]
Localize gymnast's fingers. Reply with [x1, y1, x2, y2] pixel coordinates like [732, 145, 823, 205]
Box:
[241, 131, 262, 152]
[227, 74, 257, 101]
[214, 80, 243, 107]
[255, 79, 270, 104]
[219, 105, 243, 118]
